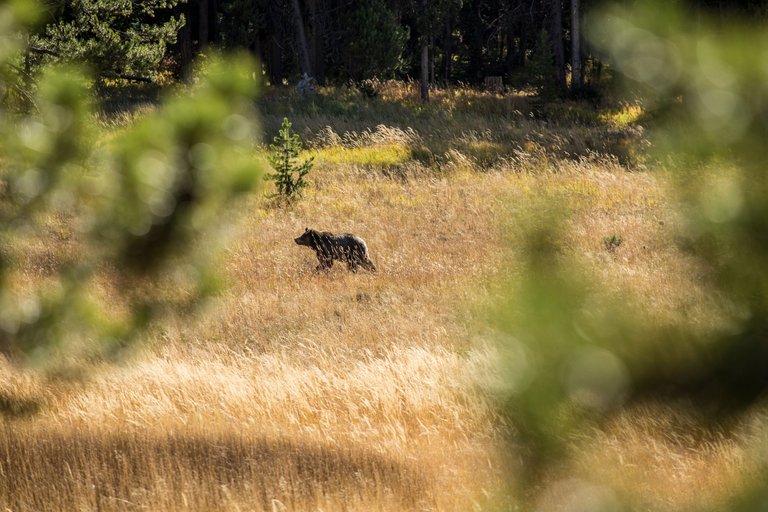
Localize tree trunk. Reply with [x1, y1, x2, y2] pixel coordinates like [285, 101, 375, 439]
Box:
[290, 0, 313, 77]
[505, 18, 516, 76]
[208, 0, 218, 43]
[419, 0, 430, 100]
[420, 43, 429, 102]
[570, 0, 582, 91]
[550, 0, 567, 97]
[443, 18, 452, 83]
[307, 0, 326, 83]
[429, 36, 435, 86]
[176, 2, 193, 81]
[266, 2, 285, 86]
[198, 0, 209, 48]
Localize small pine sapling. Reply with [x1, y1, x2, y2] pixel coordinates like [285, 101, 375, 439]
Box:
[266, 117, 314, 204]
[602, 234, 623, 252]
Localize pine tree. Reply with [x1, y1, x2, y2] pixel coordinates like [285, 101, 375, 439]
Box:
[343, 0, 408, 80]
[266, 118, 314, 204]
[30, 0, 186, 82]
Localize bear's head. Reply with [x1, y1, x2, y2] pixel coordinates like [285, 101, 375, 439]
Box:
[294, 228, 317, 246]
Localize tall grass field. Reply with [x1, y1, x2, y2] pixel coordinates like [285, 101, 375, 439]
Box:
[0, 83, 760, 511]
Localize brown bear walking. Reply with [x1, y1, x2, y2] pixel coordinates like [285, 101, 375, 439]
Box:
[294, 228, 377, 272]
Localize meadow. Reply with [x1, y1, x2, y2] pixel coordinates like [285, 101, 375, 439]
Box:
[0, 82, 760, 511]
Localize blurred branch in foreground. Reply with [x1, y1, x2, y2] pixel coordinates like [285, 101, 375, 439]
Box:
[496, 1, 768, 509]
[0, 1, 262, 377]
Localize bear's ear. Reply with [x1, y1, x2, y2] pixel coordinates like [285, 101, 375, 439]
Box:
[305, 227, 309, 232]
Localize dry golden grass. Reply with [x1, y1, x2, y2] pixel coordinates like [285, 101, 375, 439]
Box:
[0, 84, 761, 511]
[572, 404, 751, 511]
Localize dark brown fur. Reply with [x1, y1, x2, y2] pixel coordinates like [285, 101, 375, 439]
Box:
[294, 228, 377, 272]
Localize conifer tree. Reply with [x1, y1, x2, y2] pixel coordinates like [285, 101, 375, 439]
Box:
[343, 0, 408, 80]
[266, 118, 314, 204]
[30, 0, 186, 82]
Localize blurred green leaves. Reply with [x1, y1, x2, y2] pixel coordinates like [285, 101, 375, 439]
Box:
[587, 2, 768, 167]
[0, 2, 262, 372]
[495, 1, 768, 509]
[100, 54, 261, 273]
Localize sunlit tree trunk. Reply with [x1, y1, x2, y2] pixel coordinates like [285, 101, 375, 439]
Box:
[419, 0, 430, 102]
[429, 36, 435, 86]
[306, 0, 326, 82]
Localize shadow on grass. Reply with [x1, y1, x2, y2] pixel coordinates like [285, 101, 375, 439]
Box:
[0, 429, 429, 511]
[0, 391, 41, 418]
[259, 85, 647, 171]
[91, 81, 644, 170]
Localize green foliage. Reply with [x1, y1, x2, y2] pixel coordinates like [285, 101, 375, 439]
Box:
[495, 1, 768, 509]
[343, 0, 408, 80]
[601, 234, 623, 252]
[0, 3, 262, 373]
[31, 0, 185, 82]
[217, 0, 264, 51]
[266, 117, 314, 205]
[407, 0, 462, 42]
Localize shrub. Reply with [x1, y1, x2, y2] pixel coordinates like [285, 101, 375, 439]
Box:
[602, 234, 623, 252]
[266, 117, 314, 204]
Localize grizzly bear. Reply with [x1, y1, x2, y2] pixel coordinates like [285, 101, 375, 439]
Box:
[294, 228, 377, 272]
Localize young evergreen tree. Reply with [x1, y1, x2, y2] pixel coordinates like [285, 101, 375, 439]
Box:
[266, 118, 314, 204]
[30, 0, 186, 82]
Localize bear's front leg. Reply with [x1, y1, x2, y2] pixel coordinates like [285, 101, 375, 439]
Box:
[315, 255, 333, 271]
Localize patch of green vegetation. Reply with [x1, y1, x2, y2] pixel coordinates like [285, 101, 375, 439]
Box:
[267, 118, 314, 204]
[599, 103, 644, 127]
[602, 234, 623, 252]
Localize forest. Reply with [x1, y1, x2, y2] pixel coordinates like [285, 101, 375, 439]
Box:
[25, 0, 768, 97]
[2, 0, 768, 511]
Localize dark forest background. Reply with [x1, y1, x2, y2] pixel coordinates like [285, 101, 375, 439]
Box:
[24, 0, 768, 102]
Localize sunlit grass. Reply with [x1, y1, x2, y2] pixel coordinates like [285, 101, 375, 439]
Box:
[600, 102, 645, 127]
[311, 143, 411, 166]
[0, 81, 759, 511]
